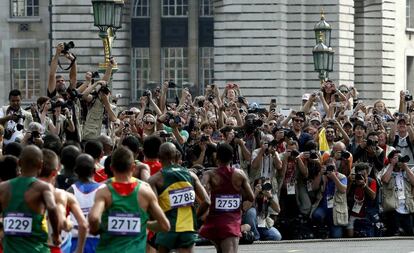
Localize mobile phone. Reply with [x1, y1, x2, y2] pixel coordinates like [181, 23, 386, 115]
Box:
[270, 99, 276, 104]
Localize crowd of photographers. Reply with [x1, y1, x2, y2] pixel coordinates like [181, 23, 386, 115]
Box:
[0, 42, 414, 243]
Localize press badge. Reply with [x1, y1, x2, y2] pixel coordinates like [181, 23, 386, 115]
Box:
[307, 180, 313, 192]
[287, 183, 296, 195]
[397, 189, 406, 200]
[327, 196, 334, 208]
[352, 201, 363, 214]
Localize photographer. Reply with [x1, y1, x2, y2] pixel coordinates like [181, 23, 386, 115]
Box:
[21, 122, 44, 147]
[81, 78, 117, 142]
[31, 96, 59, 135]
[220, 126, 251, 173]
[311, 158, 348, 238]
[389, 113, 414, 164]
[190, 133, 217, 168]
[321, 141, 352, 176]
[251, 134, 282, 182]
[380, 150, 414, 236]
[353, 132, 385, 178]
[243, 177, 282, 241]
[346, 163, 378, 237]
[0, 89, 33, 144]
[50, 98, 76, 141]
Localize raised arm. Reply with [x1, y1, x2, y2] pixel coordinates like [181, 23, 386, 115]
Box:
[48, 43, 64, 94]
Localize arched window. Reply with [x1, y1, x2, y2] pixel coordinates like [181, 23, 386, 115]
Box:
[133, 0, 149, 17]
[200, 0, 213, 17]
[162, 0, 188, 17]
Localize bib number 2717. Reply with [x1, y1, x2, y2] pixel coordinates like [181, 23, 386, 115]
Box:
[108, 213, 140, 236]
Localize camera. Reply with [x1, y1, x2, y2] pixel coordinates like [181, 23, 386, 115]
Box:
[238, 96, 245, 104]
[290, 150, 300, 158]
[174, 115, 181, 124]
[29, 130, 41, 144]
[355, 173, 364, 181]
[309, 150, 318, 159]
[261, 182, 272, 191]
[99, 85, 110, 95]
[14, 113, 25, 131]
[125, 111, 134, 116]
[247, 108, 267, 114]
[168, 80, 176, 88]
[160, 132, 172, 138]
[67, 88, 83, 101]
[366, 139, 378, 147]
[91, 71, 100, 83]
[405, 90, 413, 101]
[200, 135, 209, 142]
[124, 122, 130, 128]
[324, 164, 335, 175]
[341, 151, 351, 159]
[62, 41, 75, 54]
[143, 90, 151, 97]
[234, 129, 245, 139]
[208, 95, 215, 102]
[398, 155, 410, 163]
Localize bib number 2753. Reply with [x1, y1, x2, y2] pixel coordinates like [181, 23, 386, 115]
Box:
[215, 195, 241, 212]
[108, 213, 140, 236]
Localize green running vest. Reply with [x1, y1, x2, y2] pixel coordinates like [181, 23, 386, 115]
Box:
[96, 180, 148, 253]
[3, 177, 49, 253]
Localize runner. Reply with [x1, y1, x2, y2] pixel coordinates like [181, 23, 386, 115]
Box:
[0, 145, 61, 253]
[148, 142, 210, 253]
[67, 154, 105, 253]
[88, 146, 170, 253]
[38, 149, 87, 253]
[199, 143, 255, 253]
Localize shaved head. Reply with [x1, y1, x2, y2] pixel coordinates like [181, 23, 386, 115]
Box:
[75, 154, 95, 179]
[333, 141, 346, 152]
[159, 142, 177, 163]
[19, 145, 43, 173]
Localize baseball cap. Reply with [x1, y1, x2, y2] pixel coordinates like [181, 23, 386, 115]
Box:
[302, 94, 310, 101]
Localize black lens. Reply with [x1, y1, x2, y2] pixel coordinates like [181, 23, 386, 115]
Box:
[261, 182, 272, 191]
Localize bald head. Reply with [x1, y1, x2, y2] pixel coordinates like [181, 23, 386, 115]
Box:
[333, 141, 346, 152]
[159, 142, 177, 163]
[19, 145, 43, 173]
[75, 154, 95, 179]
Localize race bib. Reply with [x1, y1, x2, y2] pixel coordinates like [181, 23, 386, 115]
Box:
[4, 213, 33, 236]
[108, 213, 140, 236]
[169, 187, 195, 208]
[215, 194, 241, 212]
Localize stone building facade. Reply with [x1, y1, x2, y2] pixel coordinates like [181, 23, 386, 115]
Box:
[0, 0, 413, 109]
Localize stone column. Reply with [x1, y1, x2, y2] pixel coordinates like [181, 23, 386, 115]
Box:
[188, 0, 199, 89]
[150, 0, 161, 84]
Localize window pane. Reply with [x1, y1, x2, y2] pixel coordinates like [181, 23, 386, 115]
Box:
[133, 0, 149, 17]
[11, 48, 41, 100]
[131, 48, 151, 99]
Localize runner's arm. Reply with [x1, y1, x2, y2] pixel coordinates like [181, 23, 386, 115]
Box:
[43, 185, 62, 245]
[146, 186, 170, 232]
[68, 193, 88, 253]
[88, 188, 107, 235]
[191, 172, 211, 218]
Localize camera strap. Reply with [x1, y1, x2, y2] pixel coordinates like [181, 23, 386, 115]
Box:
[58, 53, 77, 71]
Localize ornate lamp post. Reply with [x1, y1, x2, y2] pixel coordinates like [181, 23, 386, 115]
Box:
[91, 0, 124, 74]
[313, 12, 334, 84]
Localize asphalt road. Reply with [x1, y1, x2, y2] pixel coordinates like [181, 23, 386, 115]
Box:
[195, 237, 414, 253]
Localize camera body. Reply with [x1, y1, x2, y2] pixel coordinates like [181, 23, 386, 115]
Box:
[200, 135, 209, 142]
[341, 151, 350, 159]
[398, 155, 410, 163]
[168, 80, 176, 88]
[62, 41, 75, 54]
[355, 173, 364, 181]
[324, 164, 335, 175]
[143, 90, 151, 97]
[261, 182, 272, 191]
[366, 139, 378, 147]
[99, 85, 110, 95]
[14, 113, 25, 131]
[309, 150, 318, 159]
[405, 90, 413, 101]
[290, 149, 300, 158]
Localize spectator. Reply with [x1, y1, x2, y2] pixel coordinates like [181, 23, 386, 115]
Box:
[380, 150, 414, 236]
[251, 134, 282, 183]
[84, 140, 107, 182]
[0, 89, 33, 144]
[353, 132, 385, 178]
[243, 177, 282, 241]
[0, 155, 19, 181]
[311, 158, 348, 238]
[346, 163, 378, 237]
[389, 113, 414, 164]
[220, 126, 251, 174]
[3, 142, 22, 157]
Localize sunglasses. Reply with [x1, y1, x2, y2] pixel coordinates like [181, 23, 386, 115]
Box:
[269, 122, 276, 126]
[144, 121, 155, 125]
[294, 119, 304, 123]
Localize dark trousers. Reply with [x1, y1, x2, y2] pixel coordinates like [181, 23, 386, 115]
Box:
[385, 211, 414, 236]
